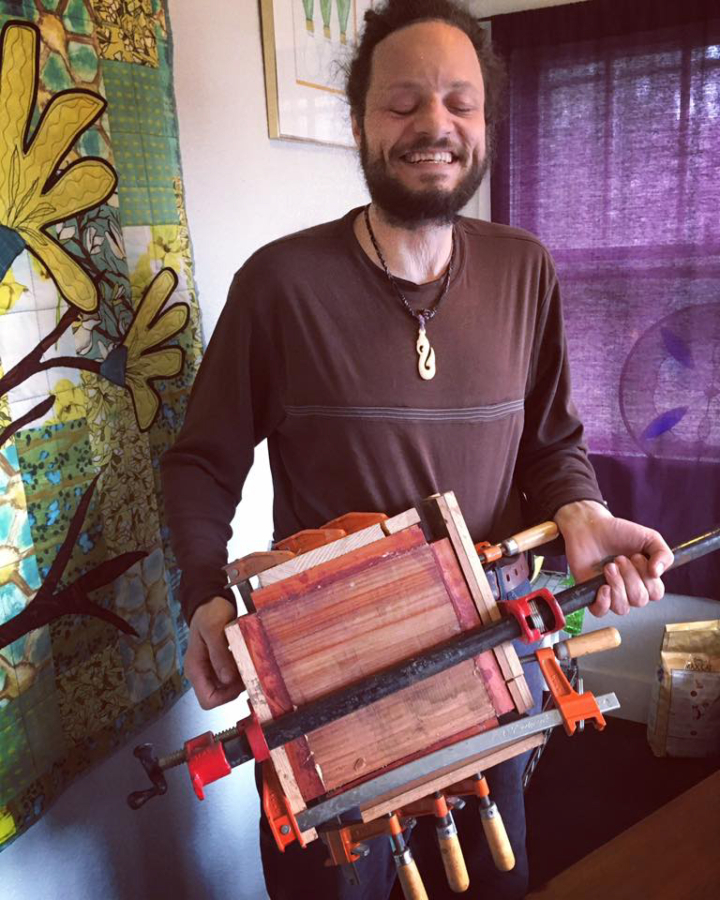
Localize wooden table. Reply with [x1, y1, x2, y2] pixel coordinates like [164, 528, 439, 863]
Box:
[527, 769, 720, 900]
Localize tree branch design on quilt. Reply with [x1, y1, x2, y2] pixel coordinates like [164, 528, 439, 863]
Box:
[0, 472, 144, 650]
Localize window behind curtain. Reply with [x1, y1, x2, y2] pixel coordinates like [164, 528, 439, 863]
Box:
[492, 0, 720, 597]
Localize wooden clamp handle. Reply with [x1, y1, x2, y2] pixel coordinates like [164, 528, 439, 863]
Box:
[555, 627, 621, 660]
[438, 832, 470, 893]
[476, 520, 559, 563]
[502, 521, 559, 555]
[479, 803, 515, 872]
[396, 857, 430, 900]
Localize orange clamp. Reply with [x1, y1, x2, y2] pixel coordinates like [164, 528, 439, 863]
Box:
[536, 647, 606, 735]
[322, 512, 388, 534]
[320, 816, 396, 867]
[274, 528, 346, 554]
[262, 761, 306, 852]
[475, 540, 503, 564]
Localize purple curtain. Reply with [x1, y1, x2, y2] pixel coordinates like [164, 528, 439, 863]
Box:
[491, 0, 720, 598]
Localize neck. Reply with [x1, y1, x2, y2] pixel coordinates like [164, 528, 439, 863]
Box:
[354, 203, 454, 285]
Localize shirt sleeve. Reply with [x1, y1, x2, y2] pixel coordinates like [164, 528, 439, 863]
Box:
[515, 267, 605, 522]
[161, 269, 284, 623]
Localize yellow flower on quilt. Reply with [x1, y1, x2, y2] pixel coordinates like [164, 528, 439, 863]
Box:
[0, 22, 117, 312]
[53, 378, 88, 422]
[111, 268, 188, 431]
[0, 267, 27, 315]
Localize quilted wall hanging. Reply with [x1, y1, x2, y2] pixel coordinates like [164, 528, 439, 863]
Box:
[0, 0, 204, 849]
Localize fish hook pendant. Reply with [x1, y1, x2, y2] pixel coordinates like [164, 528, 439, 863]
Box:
[416, 321, 436, 381]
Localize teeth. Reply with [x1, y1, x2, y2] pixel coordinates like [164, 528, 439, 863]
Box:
[404, 151, 453, 164]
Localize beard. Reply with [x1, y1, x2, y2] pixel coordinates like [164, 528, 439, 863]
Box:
[359, 132, 489, 230]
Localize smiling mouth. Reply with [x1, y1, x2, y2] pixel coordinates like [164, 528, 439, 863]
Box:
[401, 150, 457, 165]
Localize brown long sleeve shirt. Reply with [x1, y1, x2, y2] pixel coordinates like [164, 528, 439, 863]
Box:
[161, 208, 604, 622]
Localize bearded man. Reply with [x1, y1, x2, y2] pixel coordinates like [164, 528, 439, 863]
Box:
[161, 2, 672, 898]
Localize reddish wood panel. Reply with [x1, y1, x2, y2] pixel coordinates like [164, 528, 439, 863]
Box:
[259, 541, 465, 704]
[237, 616, 325, 800]
[304, 658, 496, 793]
[250, 539, 500, 798]
[252, 525, 426, 610]
[431, 539, 514, 716]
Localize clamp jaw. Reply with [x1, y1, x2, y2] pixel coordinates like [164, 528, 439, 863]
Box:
[504, 587, 566, 643]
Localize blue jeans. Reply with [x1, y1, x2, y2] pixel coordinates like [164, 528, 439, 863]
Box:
[258, 576, 541, 900]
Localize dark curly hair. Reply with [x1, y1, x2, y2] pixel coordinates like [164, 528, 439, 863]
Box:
[346, 0, 506, 150]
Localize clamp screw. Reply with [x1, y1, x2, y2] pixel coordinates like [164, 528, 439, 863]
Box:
[280, 825, 291, 835]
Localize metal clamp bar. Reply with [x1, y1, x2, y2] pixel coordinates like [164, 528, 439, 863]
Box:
[296, 693, 620, 831]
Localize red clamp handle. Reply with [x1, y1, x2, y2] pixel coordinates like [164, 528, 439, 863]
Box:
[504, 588, 566, 643]
[185, 732, 232, 801]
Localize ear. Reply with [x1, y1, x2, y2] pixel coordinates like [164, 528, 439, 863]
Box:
[351, 114, 362, 149]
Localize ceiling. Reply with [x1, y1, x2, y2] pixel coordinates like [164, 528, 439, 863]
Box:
[469, 0, 591, 18]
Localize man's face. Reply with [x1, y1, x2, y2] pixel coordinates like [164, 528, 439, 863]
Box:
[353, 21, 488, 228]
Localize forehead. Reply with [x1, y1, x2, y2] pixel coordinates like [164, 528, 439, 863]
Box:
[367, 20, 484, 96]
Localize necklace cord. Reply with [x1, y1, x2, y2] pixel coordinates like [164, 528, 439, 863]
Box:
[363, 205, 455, 326]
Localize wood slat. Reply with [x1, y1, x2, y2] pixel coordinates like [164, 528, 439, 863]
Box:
[251, 525, 426, 610]
[431, 539, 514, 716]
[225, 619, 318, 841]
[257, 523, 387, 587]
[304, 658, 497, 793]
[231, 616, 325, 801]
[422, 492, 533, 714]
[382, 507, 422, 535]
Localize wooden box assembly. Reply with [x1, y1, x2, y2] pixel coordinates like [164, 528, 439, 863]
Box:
[226, 492, 537, 842]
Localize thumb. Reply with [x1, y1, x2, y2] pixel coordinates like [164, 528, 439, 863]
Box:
[642, 529, 674, 577]
[205, 628, 240, 686]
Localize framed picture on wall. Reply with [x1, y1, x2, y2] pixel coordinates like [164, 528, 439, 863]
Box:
[260, 0, 376, 148]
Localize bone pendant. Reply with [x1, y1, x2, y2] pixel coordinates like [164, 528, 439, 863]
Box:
[416, 325, 436, 381]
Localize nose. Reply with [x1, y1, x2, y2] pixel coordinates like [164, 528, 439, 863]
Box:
[412, 95, 453, 140]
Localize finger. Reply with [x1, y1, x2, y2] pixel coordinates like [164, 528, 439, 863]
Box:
[631, 552, 665, 603]
[603, 561, 629, 615]
[642, 530, 674, 578]
[589, 584, 611, 617]
[616, 554, 649, 608]
[186, 649, 242, 709]
[200, 681, 244, 710]
[184, 640, 225, 709]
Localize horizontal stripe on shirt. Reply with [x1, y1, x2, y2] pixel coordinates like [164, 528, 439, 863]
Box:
[284, 401, 525, 422]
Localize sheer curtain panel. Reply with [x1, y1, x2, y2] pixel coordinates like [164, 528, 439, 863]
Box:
[492, 0, 720, 598]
